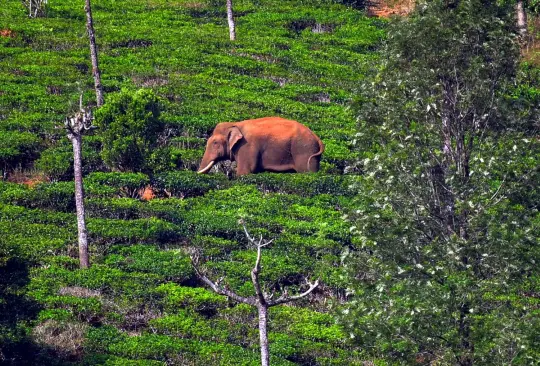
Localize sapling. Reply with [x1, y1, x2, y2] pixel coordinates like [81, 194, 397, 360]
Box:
[191, 223, 319, 366]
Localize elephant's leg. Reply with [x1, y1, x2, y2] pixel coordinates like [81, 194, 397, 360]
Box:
[235, 146, 260, 175]
[294, 154, 320, 173]
[307, 154, 321, 172]
[292, 137, 322, 173]
[236, 164, 256, 176]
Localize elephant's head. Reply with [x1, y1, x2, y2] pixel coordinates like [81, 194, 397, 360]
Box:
[197, 125, 243, 173]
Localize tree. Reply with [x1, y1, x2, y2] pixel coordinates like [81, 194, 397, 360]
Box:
[341, 0, 539, 364]
[95, 89, 163, 172]
[191, 224, 319, 366]
[226, 0, 236, 41]
[84, 0, 104, 107]
[65, 96, 95, 269]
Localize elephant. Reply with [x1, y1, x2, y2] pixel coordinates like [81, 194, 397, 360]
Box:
[197, 117, 324, 175]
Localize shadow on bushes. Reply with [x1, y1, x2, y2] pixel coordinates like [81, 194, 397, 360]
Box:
[0, 259, 66, 365]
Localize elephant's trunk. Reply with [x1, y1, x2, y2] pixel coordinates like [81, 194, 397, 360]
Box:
[197, 160, 215, 174]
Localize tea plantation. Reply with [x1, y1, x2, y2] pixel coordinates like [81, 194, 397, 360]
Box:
[2, 0, 540, 365]
[1, 0, 384, 364]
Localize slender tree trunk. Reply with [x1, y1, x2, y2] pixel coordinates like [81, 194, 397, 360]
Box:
[257, 304, 270, 366]
[71, 134, 90, 269]
[516, 1, 528, 39]
[84, 0, 104, 107]
[226, 0, 236, 41]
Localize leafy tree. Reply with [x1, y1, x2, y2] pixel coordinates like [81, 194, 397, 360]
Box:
[95, 89, 164, 173]
[340, 1, 539, 365]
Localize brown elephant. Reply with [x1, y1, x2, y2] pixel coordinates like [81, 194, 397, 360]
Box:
[197, 117, 324, 175]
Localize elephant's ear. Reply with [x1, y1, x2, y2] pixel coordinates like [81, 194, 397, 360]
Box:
[228, 126, 243, 157]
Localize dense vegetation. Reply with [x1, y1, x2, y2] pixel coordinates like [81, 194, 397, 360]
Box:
[0, 0, 538, 365]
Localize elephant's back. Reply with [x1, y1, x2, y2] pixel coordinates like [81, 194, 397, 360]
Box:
[238, 117, 308, 135]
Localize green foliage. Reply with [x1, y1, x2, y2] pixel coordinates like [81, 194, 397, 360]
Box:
[9, 0, 537, 364]
[87, 218, 180, 246]
[340, 0, 540, 364]
[105, 245, 193, 282]
[95, 89, 164, 172]
[0, 130, 40, 173]
[35, 136, 103, 181]
[86, 172, 150, 198]
[153, 171, 229, 197]
[155, 283, 227, 314]
[238, 173, 358, 197]
[0, 181, 75, 211]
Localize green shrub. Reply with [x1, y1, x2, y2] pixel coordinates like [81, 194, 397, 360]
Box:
[0, 130, 40, 174]
[87, 218, 180, 245]
[0, 221, 72, 262]
[145, 147, 183, 173]
[191, 235, 240, 256]
[237, 173, 358, 197]
[34, 145, 73, 180]
[35, 137, 103, 181]
[148, 311, 229, 341]
[86, 198, 143, 220]
[153, 171, 229, 198]
[155, 283, 227, 314]
[0, 181, 75, 211]
[105, 245, 193, 282]
[95, 89, 164, 172]
[86, 172, 150, 198]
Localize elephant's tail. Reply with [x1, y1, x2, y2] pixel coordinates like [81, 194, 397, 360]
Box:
[307, 135, 325, 172]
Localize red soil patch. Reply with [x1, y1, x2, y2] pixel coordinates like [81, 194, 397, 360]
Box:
[7, 170, 49, 187]
[23, 178, 44, 188]
[140, 185, 155, 201]
[368, 0, 414, 18]
[0, 29, 16, 38]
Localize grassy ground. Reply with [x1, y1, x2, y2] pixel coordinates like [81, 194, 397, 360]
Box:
[0, 0, 386, 364]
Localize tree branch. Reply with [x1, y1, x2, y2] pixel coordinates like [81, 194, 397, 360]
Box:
[191, 256, 256, 306]
[251, 243, 266, 304]
[268, 279, 320, 307]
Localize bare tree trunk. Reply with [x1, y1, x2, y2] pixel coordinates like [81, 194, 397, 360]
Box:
[257, 304, 270, 366]
[516, 1, 528, 39]
[71, 133, 89, 269]
[226, 0, 236, 41]
[66, 99, 94, 269]
[85, 0, 104, 107]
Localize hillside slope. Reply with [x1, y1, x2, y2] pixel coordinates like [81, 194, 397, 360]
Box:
[0, 0, 384, 364]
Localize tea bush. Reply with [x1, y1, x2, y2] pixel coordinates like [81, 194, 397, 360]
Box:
[105, 245, 193, 282]
[152, 171, 230, 197]
[86, 172, 150, 199]
[87, 218, 180, 246]
[155, 283, 227, 314]
[237, 172, 359, 196]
